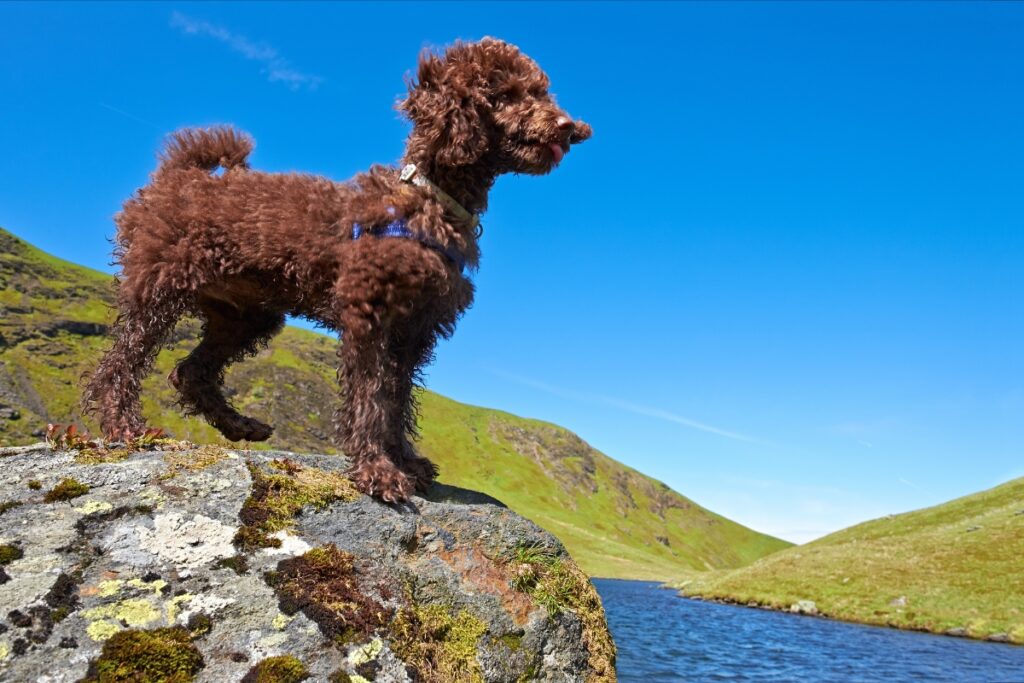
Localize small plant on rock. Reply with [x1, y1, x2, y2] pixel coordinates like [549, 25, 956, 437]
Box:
[241, 655, 310, 683]
[79, 627, 204, 683]
[45, 423, 100, 451]
[127, 427, 167, 450]
[43, 478, 90, 503]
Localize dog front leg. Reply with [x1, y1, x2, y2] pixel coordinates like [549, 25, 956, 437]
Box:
[384, 327, 440, 492]
[333, 308, 416, 503]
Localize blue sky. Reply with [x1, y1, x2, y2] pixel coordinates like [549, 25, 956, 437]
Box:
[2, 2, 1021, 543]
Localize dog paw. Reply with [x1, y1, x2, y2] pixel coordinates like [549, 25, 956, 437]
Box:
[401, 455, 439, 493]
[347, 459, 415, 503]
[218, 417, 274, 442]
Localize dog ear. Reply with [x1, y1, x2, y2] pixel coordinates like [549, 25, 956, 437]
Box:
[400, 50, 489, 167]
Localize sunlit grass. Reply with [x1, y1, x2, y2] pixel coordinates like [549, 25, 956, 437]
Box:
[672, 478, 1024, 642]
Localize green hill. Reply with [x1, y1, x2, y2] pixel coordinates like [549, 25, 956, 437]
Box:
[673, 477, 1024, 642]
[0, 226, 789, 580]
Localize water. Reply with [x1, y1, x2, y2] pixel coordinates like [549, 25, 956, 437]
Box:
[593, 579, 1024, 683]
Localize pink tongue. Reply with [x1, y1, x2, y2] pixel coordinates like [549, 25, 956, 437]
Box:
[549, 143, 565, 164]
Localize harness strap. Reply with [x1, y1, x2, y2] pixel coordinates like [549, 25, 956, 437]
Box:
[352, 219, 466, 274]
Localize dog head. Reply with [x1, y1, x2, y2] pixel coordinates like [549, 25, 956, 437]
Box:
[400, 38, 591, 175]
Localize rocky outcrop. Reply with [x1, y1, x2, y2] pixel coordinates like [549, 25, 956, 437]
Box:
[0, 443, 615, 682]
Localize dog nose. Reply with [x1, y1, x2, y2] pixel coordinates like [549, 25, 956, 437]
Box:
[556, 116, 575, 133]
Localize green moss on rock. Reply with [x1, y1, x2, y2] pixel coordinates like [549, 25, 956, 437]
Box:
[161, 446, 228, 479]
[266, 544, 391, 646]
[498, 633, 523, 651]
[0, 544, 24, 565]
[0, 500, 23, 515]
[44, 477, 90, 502]
[390, 603, 488, 683]
[80, 627, 204, 683]
[185, 613, 213, 639]
[74, 448, 135, 465]
[241, 655, 310, 683]
[234, 462, 357, 552]
[233, 526, 282, 552]
[214, 554, 250, 575]
[45, 572, 82, 619]
[508, 543, 616, 683]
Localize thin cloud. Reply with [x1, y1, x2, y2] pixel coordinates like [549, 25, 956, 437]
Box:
[98, 102, 161, 129]
[170, 12, 323, 91]
[489, 369, 760, 444]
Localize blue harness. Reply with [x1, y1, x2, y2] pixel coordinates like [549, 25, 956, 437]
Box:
[352, 218, 467, 274]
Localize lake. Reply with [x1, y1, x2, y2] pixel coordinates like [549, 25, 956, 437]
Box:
[593, 579, 1024, 683]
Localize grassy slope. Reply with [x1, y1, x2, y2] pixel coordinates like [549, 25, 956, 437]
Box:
[673, 477, 1024, 642]
[416, 392, 789, 579]
[0, 226, 789, 580]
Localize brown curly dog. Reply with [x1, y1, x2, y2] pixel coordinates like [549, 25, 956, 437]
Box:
[83, 38, 591, 502]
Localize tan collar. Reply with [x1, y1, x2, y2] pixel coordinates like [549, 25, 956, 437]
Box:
[400, 163, 481, 234]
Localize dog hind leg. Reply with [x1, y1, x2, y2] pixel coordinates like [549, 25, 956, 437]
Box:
[169, 300, 284, 442]
[84, 294, 187, 440]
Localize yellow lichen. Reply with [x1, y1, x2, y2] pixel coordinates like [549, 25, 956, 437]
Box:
[0, 641, 9, 661]
[128, 577, 169, 594]
[76, 500, 115, 514]
[166, 594, 194, 624]
[136, 488, 167, 510]
[87, 619, 123, 642]
[83, 598, 161, 628]
[272, 612, 294, 630]
[98, 579, 124, 597]
[348, 637, 384, 666]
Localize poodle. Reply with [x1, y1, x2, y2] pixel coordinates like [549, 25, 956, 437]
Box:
[83, 38, 591, 502]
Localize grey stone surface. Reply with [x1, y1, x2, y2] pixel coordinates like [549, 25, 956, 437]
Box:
[789, 600, 818, 616]
[0, 445, 615, 682]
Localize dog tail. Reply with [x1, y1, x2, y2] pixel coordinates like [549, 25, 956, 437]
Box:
[157, 126, 254, 173]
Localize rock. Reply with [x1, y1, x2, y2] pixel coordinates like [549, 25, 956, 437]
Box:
[966, 526, 981, 533]
[0, 444, 616, 682]
[889, 596, 908, 607]
[789, 600, 818, 616]
[0, 407, 19, 421]
[945, 627, 968, 637]
[988, 633, 1011, 643]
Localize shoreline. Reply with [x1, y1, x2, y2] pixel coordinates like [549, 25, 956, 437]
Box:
[668, 589, 1022, 647]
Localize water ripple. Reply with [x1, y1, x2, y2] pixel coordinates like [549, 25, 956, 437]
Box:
[594, 579, 1024, 683]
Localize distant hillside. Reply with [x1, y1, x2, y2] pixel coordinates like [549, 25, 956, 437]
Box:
[674, 477, 1024, 642]
[0, 226, 789, 580]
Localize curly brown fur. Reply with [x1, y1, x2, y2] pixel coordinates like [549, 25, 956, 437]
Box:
[83, 38, 591, 502]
